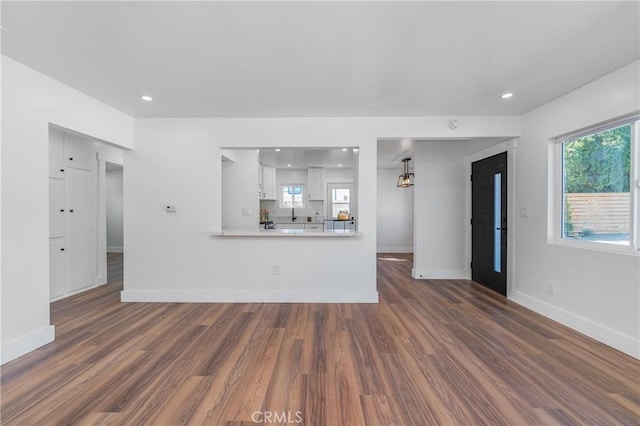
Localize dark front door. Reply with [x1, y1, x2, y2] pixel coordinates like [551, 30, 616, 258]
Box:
[471, 152, 507, 295]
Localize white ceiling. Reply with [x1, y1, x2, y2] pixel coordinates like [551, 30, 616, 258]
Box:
[2, 1, 638, 119]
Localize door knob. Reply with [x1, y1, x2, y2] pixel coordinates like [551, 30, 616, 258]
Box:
[60, 248, 65, 251]
[69, 209, 74, 213]
[60, 209, 65, 212]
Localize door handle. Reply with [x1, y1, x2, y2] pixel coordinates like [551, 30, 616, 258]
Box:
[496, 227, 507, 231]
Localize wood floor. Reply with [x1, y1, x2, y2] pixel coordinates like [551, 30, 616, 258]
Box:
[1, 253, 638, 425]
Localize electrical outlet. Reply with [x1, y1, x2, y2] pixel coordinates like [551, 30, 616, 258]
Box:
[546, 281, 556, 295]
[273, 265, 280, 275]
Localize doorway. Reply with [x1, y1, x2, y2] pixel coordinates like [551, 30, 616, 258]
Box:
[106, 163, 124, 255]
[471, 152, 507, 295]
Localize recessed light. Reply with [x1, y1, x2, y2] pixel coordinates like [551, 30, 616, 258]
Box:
[353, 148, 359, 152]
[501, 92, 513, 99]
[275, 148, 281, 152]
[141, 95, 153, 102]
[287, 164, 292, 167]
[341, 148, 347, 152]
[338, 164, 342, 167]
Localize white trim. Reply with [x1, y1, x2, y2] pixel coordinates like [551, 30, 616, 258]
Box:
[121, 289, 379, 304]
[411, 268, 469, 280]
[1, 325, 55, 365]
[107, 246, 124, 253]
[376, 246, 413, 253]
[510, 291, 639, 359]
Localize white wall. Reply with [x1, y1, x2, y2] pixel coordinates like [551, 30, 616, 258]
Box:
[376, 168, 413, 253]
[122, 116, 520, 304]
[412, 141, 470, 278]
[512, 60, 640, 357]
[222, 149, 259, 229]
[106, 167, 124, 252]
[1, 56, 133, 364]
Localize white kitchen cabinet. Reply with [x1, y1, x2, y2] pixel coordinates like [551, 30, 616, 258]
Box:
[280, 223, 304, 229]
[65, 132, 95, 171]
[49, 238, 68, 299]
[262, 166, 277, 200]
[307, 168, 324, 200]
[258, 164, 264, 197]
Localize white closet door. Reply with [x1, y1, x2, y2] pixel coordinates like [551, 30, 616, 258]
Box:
[49, 178, 66, 238]
[49, 239, 68, 299]
[67, 168, 96, 292]
[49, 127, 65, 178]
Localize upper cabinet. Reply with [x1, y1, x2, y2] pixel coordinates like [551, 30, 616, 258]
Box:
[49, 127, 66, 178]
[259, 165, 277, 200]
[65, 132, 95, 171]
[49, 127, 96, 177]
[308, 168, 324, 200]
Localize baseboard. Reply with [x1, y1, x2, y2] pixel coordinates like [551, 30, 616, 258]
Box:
[412, 268, 470, 279]
[377, 247, 413, 253]
[49, 280, 109, 302]
[510, 290, 639, 359]
[1, 325, 55, 365]
[107, 246, 123, 253]
[121, 289, 379, 304]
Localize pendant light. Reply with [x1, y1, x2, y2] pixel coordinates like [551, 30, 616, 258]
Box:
[397, 158, 414, 187]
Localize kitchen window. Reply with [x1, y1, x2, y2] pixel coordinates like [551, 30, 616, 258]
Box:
[552, 114, 639, 253]
[280, 184, 305, 209]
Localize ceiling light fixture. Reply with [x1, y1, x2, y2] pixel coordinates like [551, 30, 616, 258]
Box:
[397, 158, 414, 188]
[141, 95, 153, 102]
[275, 148, 281, 152]
[341, 148, 347, 152]
[501, 92, 513, 99]
[287, 164, 292, 167]
[338, 164, 342, 167]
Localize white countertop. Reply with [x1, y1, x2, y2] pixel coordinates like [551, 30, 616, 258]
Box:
[215, 228, 361, 237]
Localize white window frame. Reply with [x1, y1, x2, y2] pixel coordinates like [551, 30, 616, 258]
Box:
[279, 184, 305, 209]
[549, 113, 639, 255]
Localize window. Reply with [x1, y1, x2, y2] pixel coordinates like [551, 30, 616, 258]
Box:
[328, 184, 352, 218]
[555, 116, 639, 252]
[280, 184, 305, 208]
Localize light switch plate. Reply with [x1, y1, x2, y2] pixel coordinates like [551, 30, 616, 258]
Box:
[520, 207, 529, 218]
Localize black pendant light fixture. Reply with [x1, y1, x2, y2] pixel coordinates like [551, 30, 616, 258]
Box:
[397, 158, 414, 187]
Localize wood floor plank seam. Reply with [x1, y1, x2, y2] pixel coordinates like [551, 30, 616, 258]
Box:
[1, 253, 638, 425]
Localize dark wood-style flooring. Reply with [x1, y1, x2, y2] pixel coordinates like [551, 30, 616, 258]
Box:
[1, 253, 638, 425]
